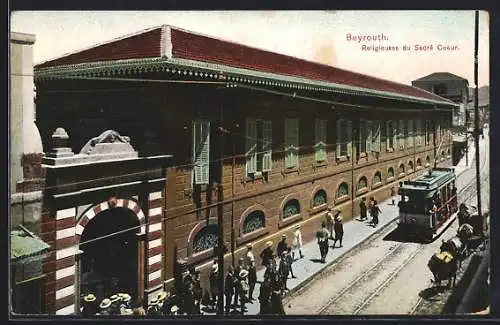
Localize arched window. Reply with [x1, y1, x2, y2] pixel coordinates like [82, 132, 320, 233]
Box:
[373, 171, 382, 185]
[388, 167, 395, 179]
[426, 156, 431, 166]
[192, 225, 219, 254]
[399, 163, 405, 174]
[416, 158, 422, 167]
[408, 161, 414, 171]
[357, 177, 368, 191]
[313, 190, 327, 207]
[441, 150, 446, 158]
[283, 199, 300, 219]
[337, 182, 349, 198]
[243, 211, 265, 234]
[447, 149, 451, 157]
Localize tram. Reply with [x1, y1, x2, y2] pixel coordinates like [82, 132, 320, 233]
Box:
[397, 167, 458, 240]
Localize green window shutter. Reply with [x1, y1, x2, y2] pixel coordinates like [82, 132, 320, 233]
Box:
[336, 119, 342, 156]
[246, 118, 257, 174]
[380, 120, 386, 152]
[285, 119, 299, 168]
[407, 120, 413, 148]
[398, 120, 405, 150]
[415, 120, 420, 146]
[193, 120, 210, 185]
[372, 120, 381, 152]
[315, 119, 326, 162]
[262, 120, 272, 172]
[392, 120, 397, 150]
[347, 119, 352, 157]
[366, 120, 372, 153]
[385, 120, 390, 151]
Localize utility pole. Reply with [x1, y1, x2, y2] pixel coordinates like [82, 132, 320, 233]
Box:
[473, 10, 483, 233]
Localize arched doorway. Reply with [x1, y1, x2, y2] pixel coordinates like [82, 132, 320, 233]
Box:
[79, 207, 140, 300]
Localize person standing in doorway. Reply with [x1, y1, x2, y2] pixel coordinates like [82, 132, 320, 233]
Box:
[292, 224, 304, 260]
[316, 222, 330, 263]
[332, 210, 344, 248]
[360, 197, 368, 221]
[326, 207, 335, 240]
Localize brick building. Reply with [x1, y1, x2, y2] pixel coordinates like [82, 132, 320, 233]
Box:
[33, 25, 457, 315]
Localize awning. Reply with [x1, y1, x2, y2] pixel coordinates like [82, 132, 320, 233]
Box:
[11, 226, 51, 264]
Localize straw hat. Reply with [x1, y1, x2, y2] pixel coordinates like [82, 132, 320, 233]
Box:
[295, 224, 301, 229]
[118, 293, 131, 303]
[239, 269, 249, 278]
[281, 234, 287, 238]
[99, 298, 112, 309]
[265, 241, 273, 248]
[150, 298, 159, 306]
[83, 294, 96, 303]
[171, 305, 179, 313]
[211, 263, 219, 273]
[110, 295, 121, 303]
[121, 308, 133, 315]
[157, 291, 169, 302]
[246, 243, 253, 249]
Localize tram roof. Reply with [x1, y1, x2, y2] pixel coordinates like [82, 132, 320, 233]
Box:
[401, 168, 455, 193]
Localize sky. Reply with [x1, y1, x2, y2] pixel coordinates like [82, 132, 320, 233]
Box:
[10, 10, 490, 87]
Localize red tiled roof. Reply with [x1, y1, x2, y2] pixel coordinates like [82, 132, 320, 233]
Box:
[35, 25, 451, 104]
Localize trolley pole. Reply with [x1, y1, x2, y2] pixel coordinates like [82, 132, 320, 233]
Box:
[473, 10, 483, 232]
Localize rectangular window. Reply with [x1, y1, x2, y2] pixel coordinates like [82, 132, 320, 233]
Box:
[359, 119, 367, 154]
[193, 120, 210, 185]
[315, 119, 327, 162]
[386, 120, 395, 151]
[285, 118, 299, 168]
[336, 119, 352, 157]
[398, 120, 405, 150]
[371, 120, 380, 152]
[246, 119, 272, 176]
[425, 119, 430, 145]
[407, 119, 414, 148]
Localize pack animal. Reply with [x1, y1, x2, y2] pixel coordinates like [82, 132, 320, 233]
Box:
[427, 251, 458, 288]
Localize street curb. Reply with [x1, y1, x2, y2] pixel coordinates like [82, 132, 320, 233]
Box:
[285, 215, 400, 300]
[284, 164, 471, 302]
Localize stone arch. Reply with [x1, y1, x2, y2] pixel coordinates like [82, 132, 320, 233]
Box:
[239, 204, 269, 235]
[187, 217, 219, 256]
[336, 182, 350, 199]
[416, 158, 422, 168]
[356, 175, 369, 191]
[387, 166, 395, 179]
[311, 186, 328, 208]
[399, 162, 406, 174]
[408, 160, 414, 172]
[371, 170, 383, 187]
[279, 193, 302, 219]
[75, 198, 146, 243]
[425, 156, 431, 166]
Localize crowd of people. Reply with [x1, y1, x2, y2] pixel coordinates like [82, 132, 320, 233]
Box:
[79, 200, 388, 317]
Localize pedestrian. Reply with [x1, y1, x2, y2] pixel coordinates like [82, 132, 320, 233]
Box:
[260, 241, 274, 267]
[147, 298, 161, 316]
[245, 243, 255, 268]
[193, 271, 202, 314]
[270, 286, 286, 315]
[451, 185, 458, 210]
[157, 291, 170, 316]
[224, 266, 235, 314]
[82, 293, 98, 316]
[170, 305, 180, 316]
[233, 257, 246, 307]
[276, 234, 289, 258]
[371, 200, 381, 227]
[278, 251, 291, 291]
[237, 269, 250, 314]
[182, 281, 196, 315]
[286, 246, 296, 279]
[248, 263, 257, 302]
[292, 224, 304, 260]
[258, 278, 272, 315]
[326, 207, 335, 240]
[264, 256, 277, 286]
[359, 197, 368, 221]
[109, 294, 121, 315]
[332, 210, 344, 248]
[209, 260, 219, 311]
[99, 298, 112, 315]
[316, 222, 330, 263]
[118, 293, 132, 310]
[391, 185, 397, 205]
[458, 203, 470, 227]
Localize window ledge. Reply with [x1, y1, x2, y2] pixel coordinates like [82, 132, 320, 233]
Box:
[278, 214, 302, 229]
[336, 156, 349, 163]
[356, 187, 369, 196]
[244, 172, 265, 183]
[416, 166, 423, 170]
[335, 195, 350, 205]
[187, 249, 215, 265]
[309, 203, 328, 215]
[371, 182, 383, 190]
[387, 148, 394, 153]
[408, 169, 414, 174]
[314, 161, 328, 168]
[236, 228, 269, 247]
[282, 167, 299, 175]
[398, 172, 406, 178]
[359, 152, 367, 158]
[425, 163, 431, 167]
[387, 176, 395, 182]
